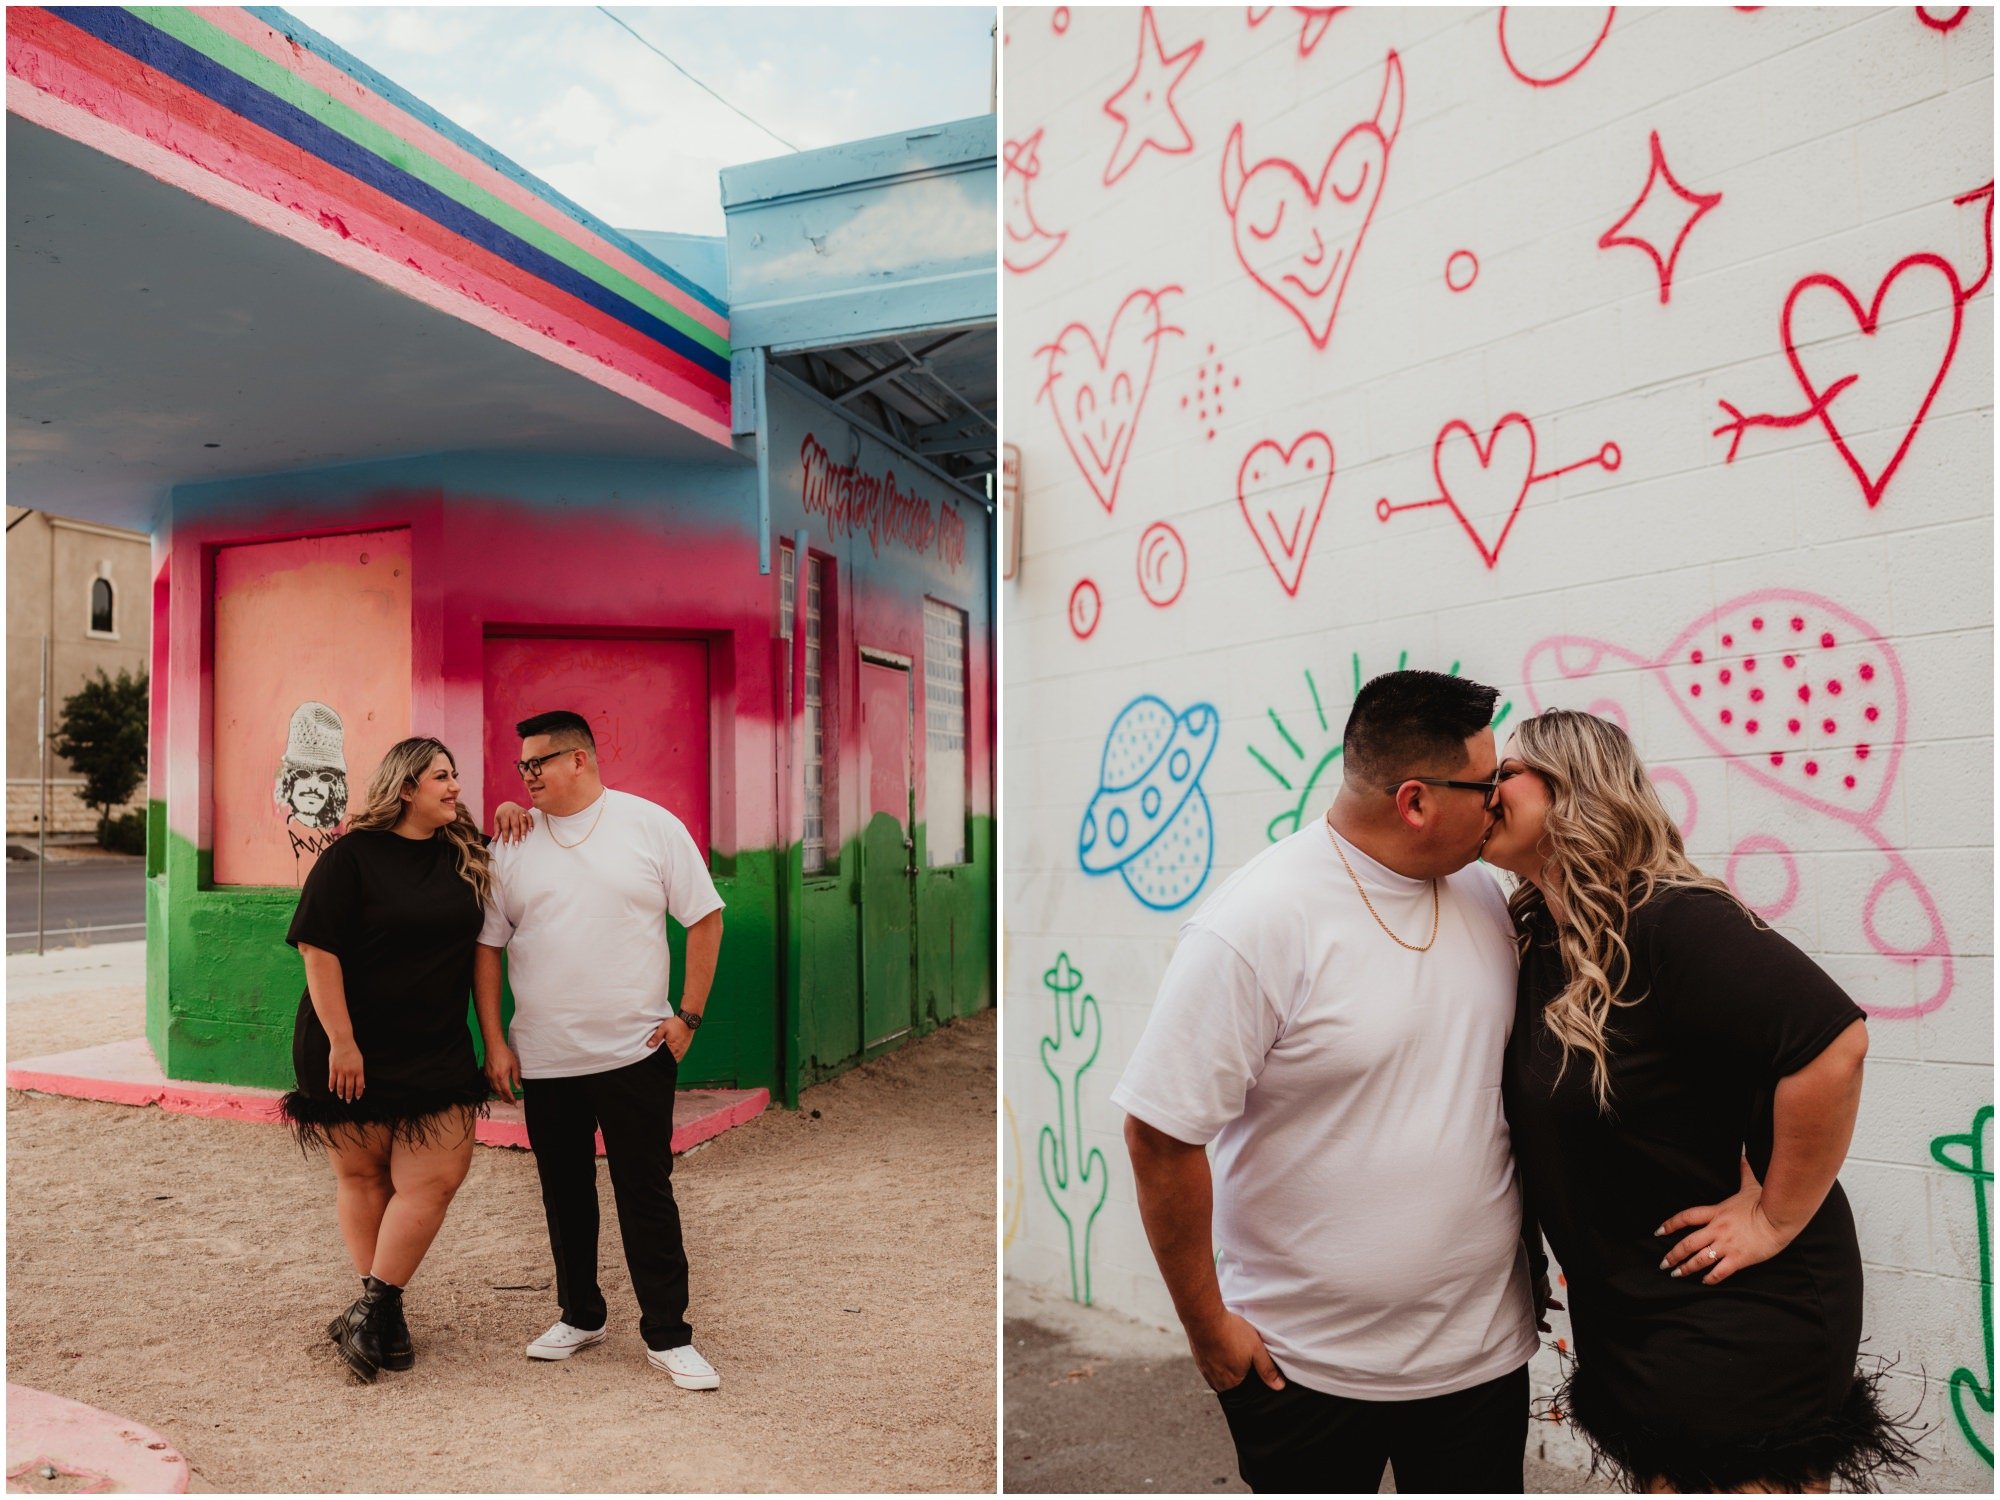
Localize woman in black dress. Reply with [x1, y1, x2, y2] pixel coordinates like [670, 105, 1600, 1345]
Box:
[281, 736, 494, 1383]
[1484, 709, 1919, 1493]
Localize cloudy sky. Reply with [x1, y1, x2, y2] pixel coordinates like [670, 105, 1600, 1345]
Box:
[298, 6, 995, 236]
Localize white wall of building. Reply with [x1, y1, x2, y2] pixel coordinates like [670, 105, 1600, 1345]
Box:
[1000, 7, 1992, 1487]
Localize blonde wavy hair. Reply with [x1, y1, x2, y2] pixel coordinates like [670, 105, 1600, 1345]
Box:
[1505, 710, 1748, 1111]
[345, 737, 493, 906]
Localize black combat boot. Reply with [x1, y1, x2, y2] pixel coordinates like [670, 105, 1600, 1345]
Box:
[375, 1279, 414, 1371]
[329, 1275, 401, 1382]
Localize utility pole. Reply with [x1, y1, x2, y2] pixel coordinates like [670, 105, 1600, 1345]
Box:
[38, 633, 50, 955]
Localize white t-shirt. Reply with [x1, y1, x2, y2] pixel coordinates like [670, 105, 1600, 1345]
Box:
[479, 788, 725, 1079]
[1111, 821, 1536, 1400]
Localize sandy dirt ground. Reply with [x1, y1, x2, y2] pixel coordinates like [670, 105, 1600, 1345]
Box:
[8, 969, 997, 1493]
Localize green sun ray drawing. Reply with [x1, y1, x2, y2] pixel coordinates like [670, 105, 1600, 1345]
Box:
[1250, 652, 1513, 843]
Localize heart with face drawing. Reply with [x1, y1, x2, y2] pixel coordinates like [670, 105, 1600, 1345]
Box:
[1237, 431, 1335, 596]
[1433, 413, 1537, 569]
[1036, 287, 1182, 514]
[1221, 52, 1402, 351]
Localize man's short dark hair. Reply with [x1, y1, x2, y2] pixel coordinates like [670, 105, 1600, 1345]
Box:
[516, 710, 596, 753]
[1342, 671, 1499, 791]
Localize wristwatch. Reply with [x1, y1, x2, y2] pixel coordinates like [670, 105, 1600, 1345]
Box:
[678, 1008, 703, 1031]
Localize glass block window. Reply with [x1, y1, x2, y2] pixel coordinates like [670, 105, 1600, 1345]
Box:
[803, 555, 828, 873]
[924, 599, 968, 866]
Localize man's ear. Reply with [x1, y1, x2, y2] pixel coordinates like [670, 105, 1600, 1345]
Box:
[1391, 780, 1428, 831]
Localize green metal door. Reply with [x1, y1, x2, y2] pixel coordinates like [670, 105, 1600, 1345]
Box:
[858, 655, 915, 1049]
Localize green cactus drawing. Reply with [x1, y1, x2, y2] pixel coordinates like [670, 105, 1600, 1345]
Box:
[1250, 653, 1513, 842]
[1933, 1104, 1994, 1465]
[1038, 952, 1110, 1304]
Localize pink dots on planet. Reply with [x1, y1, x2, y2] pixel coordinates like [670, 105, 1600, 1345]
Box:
[1446, 250, 1480, 292]
[1053, 7, 1071, 33]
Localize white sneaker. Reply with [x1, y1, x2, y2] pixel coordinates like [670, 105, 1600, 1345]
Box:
[646, 1343, 720, 1390]
[526, 1320, 607, 1360]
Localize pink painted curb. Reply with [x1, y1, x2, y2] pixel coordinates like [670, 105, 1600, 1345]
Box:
[6, 1383, 190, 1494]
[7, 1039, 769, 1157]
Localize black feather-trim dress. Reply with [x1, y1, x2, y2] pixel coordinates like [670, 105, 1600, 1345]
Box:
[1504, 887, 1923, 1493]
[281, 828, 489, 1151]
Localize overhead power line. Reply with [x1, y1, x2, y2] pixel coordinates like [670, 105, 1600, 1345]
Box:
[595, 7, 801, 154]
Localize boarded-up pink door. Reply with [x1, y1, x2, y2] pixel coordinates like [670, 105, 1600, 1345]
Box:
[482, 636, 710, 851]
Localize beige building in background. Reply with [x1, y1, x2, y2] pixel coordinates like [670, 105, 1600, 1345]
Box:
[7, 507, 150, 836]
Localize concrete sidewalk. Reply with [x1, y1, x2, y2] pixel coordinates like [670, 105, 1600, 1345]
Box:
[1004, 1279, 1598, 1494]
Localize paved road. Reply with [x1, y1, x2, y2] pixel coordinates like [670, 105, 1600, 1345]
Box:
[6, 854, 146, 954]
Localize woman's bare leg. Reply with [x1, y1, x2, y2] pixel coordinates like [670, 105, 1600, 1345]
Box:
[369, 1113, 476, 1287]
[325, 1125, 394, 1276]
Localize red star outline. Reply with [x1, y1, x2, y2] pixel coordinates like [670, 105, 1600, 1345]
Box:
[1599, 130, 1723, 305]
[1102, 7, 1204, 187]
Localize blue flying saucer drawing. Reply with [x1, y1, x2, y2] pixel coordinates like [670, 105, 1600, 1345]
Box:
[1079, 695, 1219, 910]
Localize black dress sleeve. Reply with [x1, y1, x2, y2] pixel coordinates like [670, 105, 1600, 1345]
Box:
[1641, 886, 1866, 1078]
[286, 835, 364, 956]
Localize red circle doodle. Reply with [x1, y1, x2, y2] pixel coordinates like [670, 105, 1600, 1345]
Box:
[1916, 5, 1970, 30]
[1053, 7, 1071, 34]
[1498, 6, 1615, 87]
[1068, 579, 1102, 639]
[1136, 522, 1188, 607]
[1728, 834, 1799, 920]
[1445, 250, 1480, 292]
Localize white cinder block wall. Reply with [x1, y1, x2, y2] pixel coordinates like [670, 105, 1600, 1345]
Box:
[1000, 6, 1992, 1488]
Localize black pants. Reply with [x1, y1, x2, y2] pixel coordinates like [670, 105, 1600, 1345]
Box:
[521, 1044, 691, 1351]
[1214, 1360, 1529, 1495]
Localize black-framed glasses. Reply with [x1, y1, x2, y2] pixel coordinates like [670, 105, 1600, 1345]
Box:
[514, 751, 575, 779]
[1390, 770, 1522, 805]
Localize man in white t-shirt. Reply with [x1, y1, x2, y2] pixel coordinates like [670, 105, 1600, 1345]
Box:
[474, 710, 726, 1391]
[1116, 670, 1546, 1493]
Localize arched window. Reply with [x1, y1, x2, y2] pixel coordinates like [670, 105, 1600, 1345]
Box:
[89, 577, 115, 635]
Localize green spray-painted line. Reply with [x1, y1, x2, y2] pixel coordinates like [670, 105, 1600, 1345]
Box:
[1036, 952, 1108, 1304]
[1933, 1105, 1995, 1465]
[131, 7, 730, 359]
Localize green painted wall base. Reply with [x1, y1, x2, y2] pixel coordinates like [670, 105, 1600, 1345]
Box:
[145, 814, 992, 1102]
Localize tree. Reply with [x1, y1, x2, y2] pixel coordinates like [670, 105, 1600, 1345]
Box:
[51, 668, 149, 845]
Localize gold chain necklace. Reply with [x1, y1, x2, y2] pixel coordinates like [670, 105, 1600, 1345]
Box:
[1324, 816, 1440, 952]
[545, 795, 607, 850]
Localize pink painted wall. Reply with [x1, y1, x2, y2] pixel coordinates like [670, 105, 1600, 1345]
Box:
[210, 529, 411, 885]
